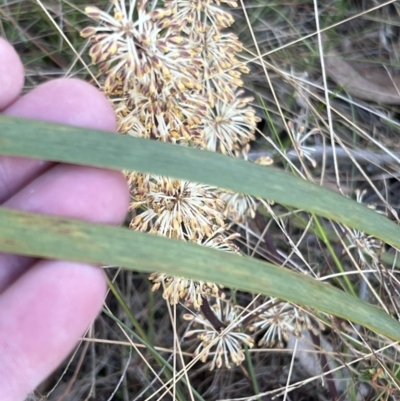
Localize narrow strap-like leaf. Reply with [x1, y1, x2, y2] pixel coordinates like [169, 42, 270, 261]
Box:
[0, 207, 399, 341]
[1, 115, 399, 248]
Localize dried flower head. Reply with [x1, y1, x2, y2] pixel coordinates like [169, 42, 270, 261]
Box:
[113, 81, 206, 144]
[163, 0, 237, 30]
[199, 229, 241, 252]
[130, 173, 225, 240]
[82, 0, 200, 93]
[219, 190, 258, 221]
[250, 299, 311, 348]
[343, 189, 382, 266]
[193, 24, 249, 106]
[203, 90, 260, 156]
[289, 122, 319, 168]
[184, 297, 254, 369]
[149, 229, 240, 308]
[149, 274, 222, 309]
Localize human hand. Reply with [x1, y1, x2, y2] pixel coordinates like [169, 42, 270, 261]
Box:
[0, 38, 129, 400]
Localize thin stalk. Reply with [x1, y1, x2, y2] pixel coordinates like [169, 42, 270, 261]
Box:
[313, 214, 357, 297]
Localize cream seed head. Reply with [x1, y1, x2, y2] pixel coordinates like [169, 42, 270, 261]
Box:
[149, 274, 222, 309]
[288, 122, 319, 168]
[130, 174, 225, 240]
[219, 190, 258, 221]
[250, 299, 309, 348]
[191, 24, 247, 105]
[164, 0, 235, 30]
[148, 230, 239, 308]
[343, 189, 383, 265]
[197, 228, 241, 253]
[184, 297, 254, 370]
[203, 90, 260, 157]
[81, 0, 200, 94]
[113, 81, 206, 145]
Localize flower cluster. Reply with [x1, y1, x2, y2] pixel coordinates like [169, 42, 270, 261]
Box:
[129, 173, 225, 240]
[184, 297, 254, 370]
[148, 230, 240, 309]
[167, 1, 260, 156]
[249, 298, 314, 348]
[82, 0, 203, 144]
[341, 189, 382, 269]
[83, 0, 259, 151]
[82, 0, 261, 369]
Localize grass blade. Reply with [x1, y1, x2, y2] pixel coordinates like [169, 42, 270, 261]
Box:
[1, 115, 399, 248]
[0, 207, 399, 341]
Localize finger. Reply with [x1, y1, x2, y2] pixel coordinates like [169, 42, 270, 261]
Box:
[0, 259, 106, 401]
[0, 164, 129, 292]
[0, 78, 116, 203]
[0, 38, 24, 110]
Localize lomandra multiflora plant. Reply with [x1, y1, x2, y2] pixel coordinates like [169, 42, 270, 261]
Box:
[81, 0, 312, 370]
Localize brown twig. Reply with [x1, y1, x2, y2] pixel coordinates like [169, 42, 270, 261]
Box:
[200, 296, 225, 331]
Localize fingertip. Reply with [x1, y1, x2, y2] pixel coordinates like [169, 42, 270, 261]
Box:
[0, 260, 107, 400]
[4, 78, 117, 132]
[0, 38, 24, 110]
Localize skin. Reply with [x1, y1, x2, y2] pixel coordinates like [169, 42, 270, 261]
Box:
[0, 38, 130, 400]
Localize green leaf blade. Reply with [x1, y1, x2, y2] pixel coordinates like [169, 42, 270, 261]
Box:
[1, 115, 399, 248]
[1, 207, 399, 341]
